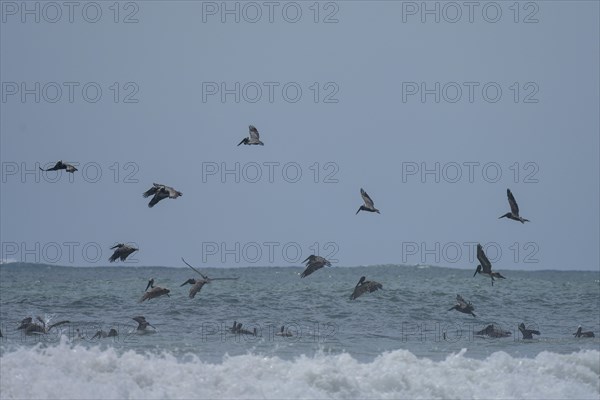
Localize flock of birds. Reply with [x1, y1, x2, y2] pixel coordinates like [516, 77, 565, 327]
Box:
[3, 126, 595, 342]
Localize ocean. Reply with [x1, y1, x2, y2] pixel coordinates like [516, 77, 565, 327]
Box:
[1, 263, 599, 399]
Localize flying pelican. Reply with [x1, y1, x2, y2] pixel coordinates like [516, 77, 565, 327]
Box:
[473, 243, 506, 286]
[39, 160, 77, 173]
[237, 125, 264, 146]
[108, 243, 138, 262]
[180, 258, 239, 299]
[132, 316, 155, 331]
[448, 295, 476, 317]
[275, 326, 293, 337]
[518, 323, 540, 339]
[356, 188, 380, 214]
[499, 189, 530, 223]
[139, 286, 170, 302]
[573, 326, 595, 338]
[350, 276, 383, 300]
[300, 255, 332, 278]
[475, 324, 511, 338]
[143, 183, 183, 208]
[18, 316, 70, 335]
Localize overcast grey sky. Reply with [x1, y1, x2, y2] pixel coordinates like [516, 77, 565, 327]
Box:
[1, 1, 598, 270]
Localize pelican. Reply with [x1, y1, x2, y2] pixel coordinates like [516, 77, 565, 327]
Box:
[275, 326, 293, 337]
[448, 295, 476, 317]
[143, 183, 183, 208]
[356, 188, 380, 214]
[518, 323, 540, 339]
[473, 243, 506, 286]
[350, 276, 383, 300]
[300, 255, 332, 278]
[139, 286, 170, 302]
[235, 322, 257, 336]
[18, 316, 70, 335]
[229, 321, 238, 333]
[39, 160, 77, 173]
[475, 324, 511, 338]
[180, 258, 239, 299]
[573, 326, 595, 338]
[108, 243, 138, 262]
[499, 189, 530, 223]
[132, 316, 155, 331]
[237, 125, 264, 146]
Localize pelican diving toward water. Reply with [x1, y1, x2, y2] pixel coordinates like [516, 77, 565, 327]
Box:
[350, 276, 383, 300]
[499, 189, 530, 223]
[573, 326, 595, 337]
[518, 323, 540, 339]
[473, 243, 506, 286]
[143, 183, 183, 208]
[300, 255, 332, 278]
[109, 243, 138, 262]
[448, 295, 476, 317]
[237, 125, 264, 146]
[356, 188, 380, 214]
[139, 285, 170, 302]
[180, 258, 239, 299]
[132, 316, 155, 331]
[39, 160, 78, 173]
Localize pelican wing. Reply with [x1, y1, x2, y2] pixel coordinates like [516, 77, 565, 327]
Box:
[360, 188, 375, 208]
[249, 125, 260, 140]
[143, 183, 163, 198]
[507, 189, 520, 215]
[476, 244, 492, 273]
[181, 258, 208, 280]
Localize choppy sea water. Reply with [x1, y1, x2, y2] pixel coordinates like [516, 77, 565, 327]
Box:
[1, 263, 599, 399]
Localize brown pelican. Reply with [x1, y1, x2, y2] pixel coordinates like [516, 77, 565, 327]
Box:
[237, 125, 264, 146]
[518, 323, 540, 339]
[39, 160, 77, 173]
[350, 276, 383, 300]
[18, 316, 70, 335]
[275, 326, 293, 337]
[473, 244, 506, 286]
[91, 328, 118, 339]
[139, 286, 170, 302]
[475, 324, 511, 338]
[132, 316, 155, 331]
[573, 326, 595, 338]
[109, 243, 138, 262]
[448, 295, 476, 317]
[235, 322, 257, 336]
[143, 183, 183, 208]
[229, 321, 238, 333]
[300, 255, 332, 278]
[180, 258, 239, 299]
[499, 189, 530, 223]
[356, 188, 380, 214]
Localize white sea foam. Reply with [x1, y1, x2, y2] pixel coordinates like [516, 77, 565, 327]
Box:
[1, 338, 598, 400]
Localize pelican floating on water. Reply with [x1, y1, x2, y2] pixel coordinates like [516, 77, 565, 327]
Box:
[475, 324, 511, 338]
[499, 189, 530, 223]
[473, 243, 506, 286]
[356, 188, 380, 214]
[39, 160, 78, 173]
[573, 326, 595, 338]
[237, 125, 264, 146]
[92, 328, 118, 339]
[234, 322, 257, 336]
[109, 243, 138, 262]
[143, 183, 182, 208]
[518, 323, 540, 339]
[300, 255, 332, 278]
[448, 295, 476, 317]
[180, 258, 239, 299]
[350, 276, 383, 300]
[275, 326, 293, 337]
[132, 316, 155, 331]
